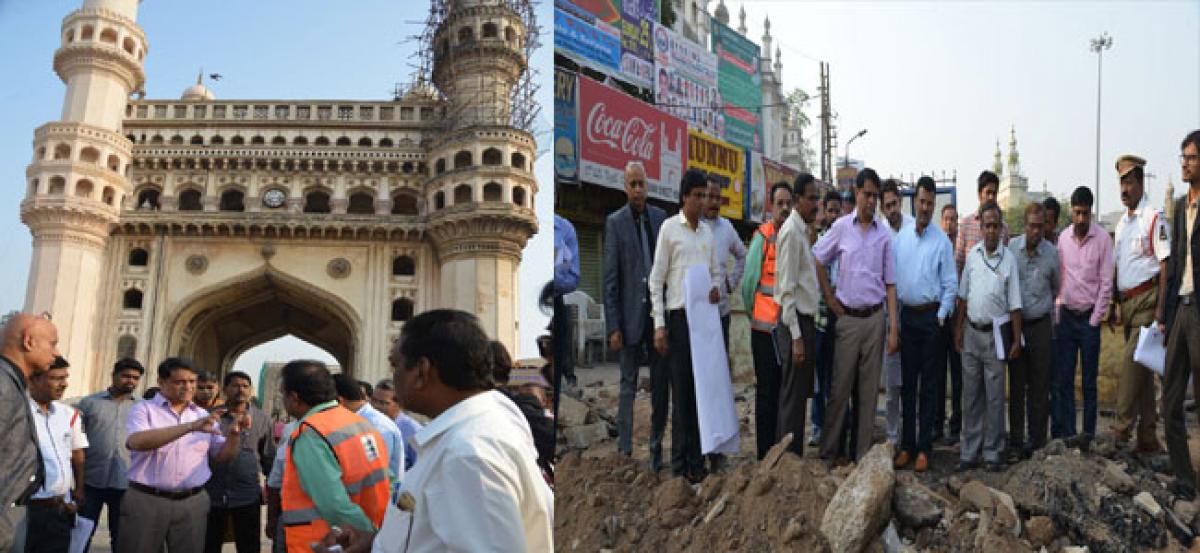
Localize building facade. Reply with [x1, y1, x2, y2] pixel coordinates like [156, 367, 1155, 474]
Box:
[20, 0, 539, 397]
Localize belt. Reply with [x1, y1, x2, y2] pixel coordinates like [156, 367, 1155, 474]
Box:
[26, 496, 66, 508]
[1183, 294, 1195, 306]
[902, 302, 939, 313]
[130, 482, 204, 500]
[969, 321, 993, 333]
[843, 303, 882, 318]
[1064, 307, 1093, 319]
[1120, 278, 1157, 302]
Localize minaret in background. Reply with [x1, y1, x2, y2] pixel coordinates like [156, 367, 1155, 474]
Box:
[21, 0, 146, 396]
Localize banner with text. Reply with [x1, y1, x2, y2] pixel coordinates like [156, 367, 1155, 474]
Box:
[757, 156, 800, 222]
[555, 6, 621, 75]
[653, 24, 721, 137]
[554, 68, 579, 184]
[619, 0, 656, 88]
[710, 19, 762, 152]
[578, 76, 687, 201]
[688, 129, 745, 220]
[561, 0, 622, 25]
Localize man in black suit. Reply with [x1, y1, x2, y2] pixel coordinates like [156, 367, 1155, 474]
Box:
[604, 161, 669, 470]
[1164, 129, 1200, 500]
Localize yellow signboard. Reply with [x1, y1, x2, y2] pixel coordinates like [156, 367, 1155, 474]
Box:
[687, 129, 745, 220]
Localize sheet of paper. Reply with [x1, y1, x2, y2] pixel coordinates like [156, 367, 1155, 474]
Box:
[68, 515, 96, 553]
[682, 264, 740, 455]
[991, 314, 1026, 360]
[1135, 325, 1166, 376]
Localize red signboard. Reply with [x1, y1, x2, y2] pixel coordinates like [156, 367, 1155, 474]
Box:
[577, 76, 687, 201]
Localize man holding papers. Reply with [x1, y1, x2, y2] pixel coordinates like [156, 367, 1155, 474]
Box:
[1110, 154, 1170, 453]
[648, 168, 721, 483]
[954, 201, 1022, 472]
[1008, 202, 1059, 459]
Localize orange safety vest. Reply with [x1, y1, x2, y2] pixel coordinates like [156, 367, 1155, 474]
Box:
[751, 221, 781, 333]
[281, 405, 391, 552]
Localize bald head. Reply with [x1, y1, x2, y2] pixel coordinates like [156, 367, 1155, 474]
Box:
[0, 313, 60, 378]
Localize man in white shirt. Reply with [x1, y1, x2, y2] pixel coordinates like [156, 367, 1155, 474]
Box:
[1110, 154, 1171, 453]
[880, 180, 914, 448]
[316, 309, 552, 553]
[649, 168, 721, 483]
[23, 356, 88, 552]
[704, 174, 747, 349]
[774, 173, 822, 455]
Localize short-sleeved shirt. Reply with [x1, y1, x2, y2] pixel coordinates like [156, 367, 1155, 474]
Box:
[126, 393, 225, 491]
[77, 389, 138, 489]
[811, 210, 895, 309]
[706, 215, 748, 316]
[1114, 197, 1170, 291]
[355, 403, 405, 488]
[959, 242, 1022, 326]
[1009, 235, 1060, 321]
[30, 399, 88, 499]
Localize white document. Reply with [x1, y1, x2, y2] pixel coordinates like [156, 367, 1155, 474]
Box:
[682, 264, 740, 455]
[68, 515, 96, 553]
[1135, 325, 1167, 376]
[992, 314, 1026, 360]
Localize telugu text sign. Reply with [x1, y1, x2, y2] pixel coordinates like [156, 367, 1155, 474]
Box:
[711, 19, 762, 152]
[653, 24, 720, 137]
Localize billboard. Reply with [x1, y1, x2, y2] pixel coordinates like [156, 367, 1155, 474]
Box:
[619, 0, 656, 88]
[688, 129, 745, 220]
[555, 6, 621, 75]
[760, 157, 800, 222]
[578, 76, 687, 202]
[711, 19, 762, 152]
[653, 24, 721, 137]
[554, 68, 579, 184]
[561, 0, 621, 25]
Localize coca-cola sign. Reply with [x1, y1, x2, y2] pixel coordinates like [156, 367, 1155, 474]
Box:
[578, 76, 686, 202]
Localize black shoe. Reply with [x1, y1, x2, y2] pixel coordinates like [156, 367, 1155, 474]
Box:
[944, 433, 960, 447]
[955, 460, 979, 472]
[1021, 446, 1034, 460]
[649, 451, 663, 473]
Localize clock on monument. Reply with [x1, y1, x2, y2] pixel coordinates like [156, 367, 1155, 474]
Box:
[263, 188, 286, 208]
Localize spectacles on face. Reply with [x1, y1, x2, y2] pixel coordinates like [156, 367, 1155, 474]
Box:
[1182, 154, 1200, 164]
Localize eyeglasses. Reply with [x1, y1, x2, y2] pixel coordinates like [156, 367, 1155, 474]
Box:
[1182, 154, 1200, 163]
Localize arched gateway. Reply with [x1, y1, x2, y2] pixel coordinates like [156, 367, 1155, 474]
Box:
[19, 0, 539, 396]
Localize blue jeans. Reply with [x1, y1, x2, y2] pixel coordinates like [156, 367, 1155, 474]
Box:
[1052, 310, 1100, 438]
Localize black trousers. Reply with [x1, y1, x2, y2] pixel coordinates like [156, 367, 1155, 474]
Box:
[751, 329, 782, 459]
[553, 294, 575, 383]
[24, 502, 73, 553]
[934, 314, 963, 437]
[1008, 316, 1053, 449]
[899, 308, 940, 455]
[667, 310, 703, 475]
[778, 315, 816, 456]
[204, 503, 262, 553]
[79, 486, 124, 551]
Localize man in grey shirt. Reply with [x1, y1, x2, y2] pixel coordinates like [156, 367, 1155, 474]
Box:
[77, 357, 144, 552]
[204, 371, 275, 553]
[1008, 203, 1059, 459]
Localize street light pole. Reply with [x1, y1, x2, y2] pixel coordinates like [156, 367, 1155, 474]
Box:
[844, 128, 867, 168]
[1090, 32, 1112, 215]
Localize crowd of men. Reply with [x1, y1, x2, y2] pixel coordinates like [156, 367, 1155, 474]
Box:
[0, 308, 554, 553]
[590, 129, 1200, 497]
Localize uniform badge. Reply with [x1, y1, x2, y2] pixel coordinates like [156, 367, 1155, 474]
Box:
[1160, 224, 1168, 241]
[360, 434, 380, 462]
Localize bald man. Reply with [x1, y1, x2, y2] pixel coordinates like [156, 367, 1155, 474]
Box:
[0, 313, 61, 549]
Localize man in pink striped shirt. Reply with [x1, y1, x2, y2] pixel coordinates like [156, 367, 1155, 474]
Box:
[1052, 186, 1114, 441]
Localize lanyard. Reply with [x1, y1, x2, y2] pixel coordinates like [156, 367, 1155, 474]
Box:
[979, 247, 1003, 275]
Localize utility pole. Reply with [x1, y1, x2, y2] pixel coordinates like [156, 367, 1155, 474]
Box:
[818, 62, 833, 186]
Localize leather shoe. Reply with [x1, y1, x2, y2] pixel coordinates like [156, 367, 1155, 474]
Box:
[955, 460, 979, 472]
[985, 461, 1005, 473]
[894, 451, 912, 469]
[914, 453, 929, 473]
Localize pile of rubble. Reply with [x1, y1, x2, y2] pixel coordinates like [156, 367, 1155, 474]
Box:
[555, 380, 1200, 552]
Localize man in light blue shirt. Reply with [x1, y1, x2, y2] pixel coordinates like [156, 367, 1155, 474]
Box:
[332, 375, 404, 491]
[554, 214, 580, 389]
[892, 177, 957, 473]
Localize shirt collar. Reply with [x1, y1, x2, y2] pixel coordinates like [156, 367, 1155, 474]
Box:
[412, 390, 495, 448]
[847, 209, 878, 229]
[1122, 197, 1150, 222]
[299, 400, 339, 423]
[974, 241, 1003, 259]
[28, 397, 56, 416]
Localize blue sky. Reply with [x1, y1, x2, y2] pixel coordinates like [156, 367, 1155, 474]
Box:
[737, 0, 1198, 216]
[0, 0, 554, 379]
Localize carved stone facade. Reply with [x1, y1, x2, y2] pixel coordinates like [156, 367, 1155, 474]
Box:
[20, 0, 538, 396]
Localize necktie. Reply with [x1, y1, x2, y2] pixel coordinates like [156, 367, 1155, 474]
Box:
[637, 213, 652, 276]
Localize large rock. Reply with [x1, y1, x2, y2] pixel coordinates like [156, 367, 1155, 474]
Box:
[1026, 516, 1055, 548]
[562, 422, 608, 449]
[558, 394, 592, 427]
[656, 476, 696, 512]
[820, 442, 896, 553]
[958, 480, 994, 513]
[1102, 462, 1136, 495]
[893, 479, 942, 529]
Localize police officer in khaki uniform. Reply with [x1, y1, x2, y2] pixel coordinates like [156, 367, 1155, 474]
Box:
[1109, 154, 1170, 452]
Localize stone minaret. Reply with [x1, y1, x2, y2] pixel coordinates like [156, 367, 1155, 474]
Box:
[22, 0, 145, 396]
[427, 0, 538, 351]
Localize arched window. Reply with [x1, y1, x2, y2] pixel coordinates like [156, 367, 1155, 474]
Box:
[293, 136, 308, 146]
[391, 194, 419, 215]
[435, 159, 446, 175]
[28, 179, 38, 196]
[177, 189, 203, 211]
[148, 134, 163, 144]
[102, 186, 115, 205]
[336, 137, 351, 147]
[347, 192, 375, 214]
[454, 150, 472, 169]
[53, 144, 70, 160]
[80, 147, 100, 164]
[48, 177, 66, 195]
[123, 289, 143, 309]
[75, 179, 94, 198]
[80, 25, 94, 40]
[190, 135, 204, 145]
[250, 136, 265, 145]
[210, 135, 225, 145]
[434, 191, 445, 210]
[482, 148, 502, 165]
[514, 187, 527, 207]
[453, 184, 472, 204]
[358, 137, 373, 147]
[458, 27, 474, 44]
[169, 135, 184, 145]
[107, 154, 121, 172]
[230, 136, 245, 145]
[314, 136, 330, 146]
[219, 189, 245, 211]
[391, 298, 414, 322]
[65, 29, 75, 43]
[99, 28, 117, 44]
[392, 255, 416, 276]
[379, 138, 394, 147]
[483, 23, 498, 38]
[122, 37, 135, 54]
[304, 190, 331, 213]
[272, 136, 287, 145]
[505, 27, 517, 44]
[483, 182, 502, 202]
[117, 335, 137, 359]
[511, 152, 526, 170]
[128, 248, 149, 266]
[402, 162, 414, 173]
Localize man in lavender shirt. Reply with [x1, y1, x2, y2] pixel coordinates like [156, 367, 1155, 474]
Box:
[117, 358, 248, 553]
[813, 168, 900, 463]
